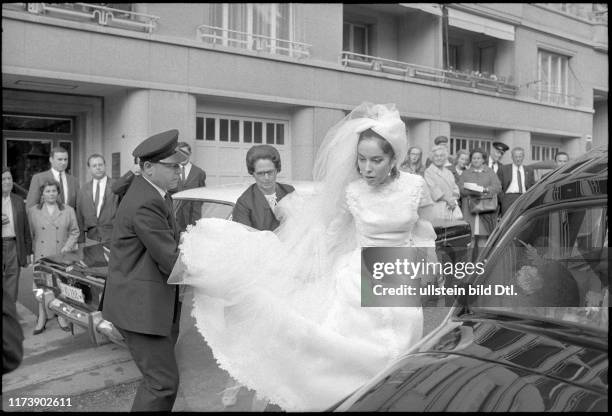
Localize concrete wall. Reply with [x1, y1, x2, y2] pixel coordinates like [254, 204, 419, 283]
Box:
[398, 12, 441, 67]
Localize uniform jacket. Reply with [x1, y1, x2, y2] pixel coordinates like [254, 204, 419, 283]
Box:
[497, 163, 535, 193]
[28, 204, 79, 261]
[76, 177, 119, 243]
[102, 175, 180, 336]
[8, 193, 32, 266]
[232, 183, 295, 231]
[26, 169, 79, 209]
[169, 164, 206, 232]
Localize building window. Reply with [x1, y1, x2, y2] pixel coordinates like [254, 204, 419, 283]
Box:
[2, 114, 73, 134]
[537, 50, 570, 103]
[195, 115, 287, 146]
[443, 42, 460, 70]
[208, 3, 296, 56]
[478, 45, 496, 75]
[450, 136, 492, 156]
[532, 144, 559, 161]
[343, 21, 369, 55]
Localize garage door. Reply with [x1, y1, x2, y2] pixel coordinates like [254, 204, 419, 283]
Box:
[193, 113, 291, 186]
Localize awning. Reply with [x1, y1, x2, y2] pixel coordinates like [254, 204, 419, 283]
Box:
[448, 8, 515, 41]
[399, 3, 442, 17]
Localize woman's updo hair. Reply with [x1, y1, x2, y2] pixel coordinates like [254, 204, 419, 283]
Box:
[356, 128, 399, 179]
[245, 145, 282, 175]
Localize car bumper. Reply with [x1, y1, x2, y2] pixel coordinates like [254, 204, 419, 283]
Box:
[33, 286, 125, 348]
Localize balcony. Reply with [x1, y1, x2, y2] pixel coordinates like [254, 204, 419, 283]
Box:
[340, 52, 518, 97]
[524, 84, 582, 107]
[538, 3, 608, 24]
[196, 25, 311, 59]
[8, 3, 159, 33]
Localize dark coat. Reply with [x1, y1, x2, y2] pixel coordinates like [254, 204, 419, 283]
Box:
[497, 163, 535, 193]
[232, 183, 295, 231]
[8, 193, 32, 266]
[102, 176, 180, 336]
[26, 169, 79, 209]
[458, 166, 502, 236]
[169, 163, 207, 232]
[3, 290, 24, 374]
[76, 177, 119, 243]
[111, 171, 136, 205]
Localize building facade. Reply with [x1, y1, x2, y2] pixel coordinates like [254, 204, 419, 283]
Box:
[2, 3, 608, 189]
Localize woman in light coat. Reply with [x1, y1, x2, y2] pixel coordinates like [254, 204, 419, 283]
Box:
[424, 145, 460, 221]
[28, 179, 79, 334]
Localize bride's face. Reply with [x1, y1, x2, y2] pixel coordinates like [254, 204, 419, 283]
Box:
[357, 137, 396, 187]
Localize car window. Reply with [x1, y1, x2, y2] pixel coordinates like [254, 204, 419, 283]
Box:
[200, 201, 234, 221]
[472, 205, 608, 330]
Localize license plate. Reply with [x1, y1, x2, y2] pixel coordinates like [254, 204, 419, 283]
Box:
[58, 281, 85, 303]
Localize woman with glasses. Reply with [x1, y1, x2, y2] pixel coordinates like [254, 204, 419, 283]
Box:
[231, 145, 295, 232]
[399, 146, 425, 176]
[170, 103, 436, 411]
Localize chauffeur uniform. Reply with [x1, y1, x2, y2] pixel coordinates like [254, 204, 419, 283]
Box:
[101, 130, 188, 411]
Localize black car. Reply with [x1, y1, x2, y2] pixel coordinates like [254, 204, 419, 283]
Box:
[331, 147, 608, 411]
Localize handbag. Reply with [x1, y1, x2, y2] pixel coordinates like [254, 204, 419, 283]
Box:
[446, 204, 463, 221]
[468, 194, 498, 214]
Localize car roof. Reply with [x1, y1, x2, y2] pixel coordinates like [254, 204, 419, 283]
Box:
[172, 180, 318, 203]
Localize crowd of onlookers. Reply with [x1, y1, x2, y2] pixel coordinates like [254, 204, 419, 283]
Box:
[2, 142, 205, 339]
[400, 135, 572, 258]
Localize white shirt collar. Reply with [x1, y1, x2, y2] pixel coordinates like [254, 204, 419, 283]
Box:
[51, 167, 63, 179]
[142, 175, 167, 198]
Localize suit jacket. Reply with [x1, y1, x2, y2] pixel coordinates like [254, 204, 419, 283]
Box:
[232, 183, 295, 231]
[102, 175, 180, 336]
[76, 177, 119, 243]
[26, 169, 78, 209]
[9, 193, 32, 266]
[497, 164, 535, 193]
[28, 204, 79, 261]
[111, 171, 136, 205]
[169, 164, 207, 232]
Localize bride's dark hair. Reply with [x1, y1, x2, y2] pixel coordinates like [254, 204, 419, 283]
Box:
[356, 128, 399, 179]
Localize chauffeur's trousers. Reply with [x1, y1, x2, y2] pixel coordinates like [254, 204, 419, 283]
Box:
[501, 193, 521, 216]
[117, 315, 181, 411]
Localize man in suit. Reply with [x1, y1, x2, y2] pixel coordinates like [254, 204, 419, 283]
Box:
[101, 130, 188, 411]
[488, 141, 509, 174]
[232, 144, 294, 231]
[76, 154, 118, 245]
[2, 167, 32, 303]
[169, 142, 207, 232]
[498, 146, 535, 216]
[26, 146, 78, 209]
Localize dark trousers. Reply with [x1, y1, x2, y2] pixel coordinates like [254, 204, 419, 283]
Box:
[3, 239, 21, 303]
[118, 316, 181, 412]
[501, 193, 521, 216]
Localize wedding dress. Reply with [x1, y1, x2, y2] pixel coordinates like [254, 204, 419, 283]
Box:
[170, 103, 437, 411]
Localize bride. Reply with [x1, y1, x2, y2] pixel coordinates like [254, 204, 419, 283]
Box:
[169, 102, 437, 411]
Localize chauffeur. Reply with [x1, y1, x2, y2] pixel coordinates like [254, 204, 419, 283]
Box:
[102, 130, 188, 411]
[488, 141, 509, 174]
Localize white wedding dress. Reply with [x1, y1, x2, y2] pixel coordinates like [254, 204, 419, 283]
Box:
[172, 172, 436, 411]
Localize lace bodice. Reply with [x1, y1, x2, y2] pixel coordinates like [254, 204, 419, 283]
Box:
[346, 172, 429, 247]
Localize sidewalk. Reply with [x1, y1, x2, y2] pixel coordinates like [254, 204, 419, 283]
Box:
[2, 302, 141, 412]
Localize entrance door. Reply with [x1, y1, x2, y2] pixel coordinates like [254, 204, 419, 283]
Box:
[2, 114, 77, 197]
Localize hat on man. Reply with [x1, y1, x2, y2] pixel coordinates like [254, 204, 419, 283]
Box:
[492, 142, 509, 154]
[433, 135, 449, 145]
[132, 129, 189, 164]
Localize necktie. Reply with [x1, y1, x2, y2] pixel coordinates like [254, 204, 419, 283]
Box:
[180, 165, 186, 183]
[59, 172, 66, 204]
[517, 167, 523, 193]
[164, 193, 174, 212]
[94, 180, 101, 217]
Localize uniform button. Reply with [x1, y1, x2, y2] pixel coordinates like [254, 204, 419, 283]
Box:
[42, 227, 45, 230]
[56, 226, 59, 230]
[41, 241, 44, 243]
[56, 241, 60, 244]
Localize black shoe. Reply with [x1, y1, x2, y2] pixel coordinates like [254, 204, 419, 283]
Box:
[57, 316, 73, 333]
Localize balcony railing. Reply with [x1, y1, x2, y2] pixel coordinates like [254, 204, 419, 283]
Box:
[340, 52, 518, 96]
[524, 84, 582, 107]
[196, 24, 311, 59]
[14, 3, 160, 33]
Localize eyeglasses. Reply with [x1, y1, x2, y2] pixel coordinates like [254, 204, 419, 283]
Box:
[254, 169, 277, 178]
